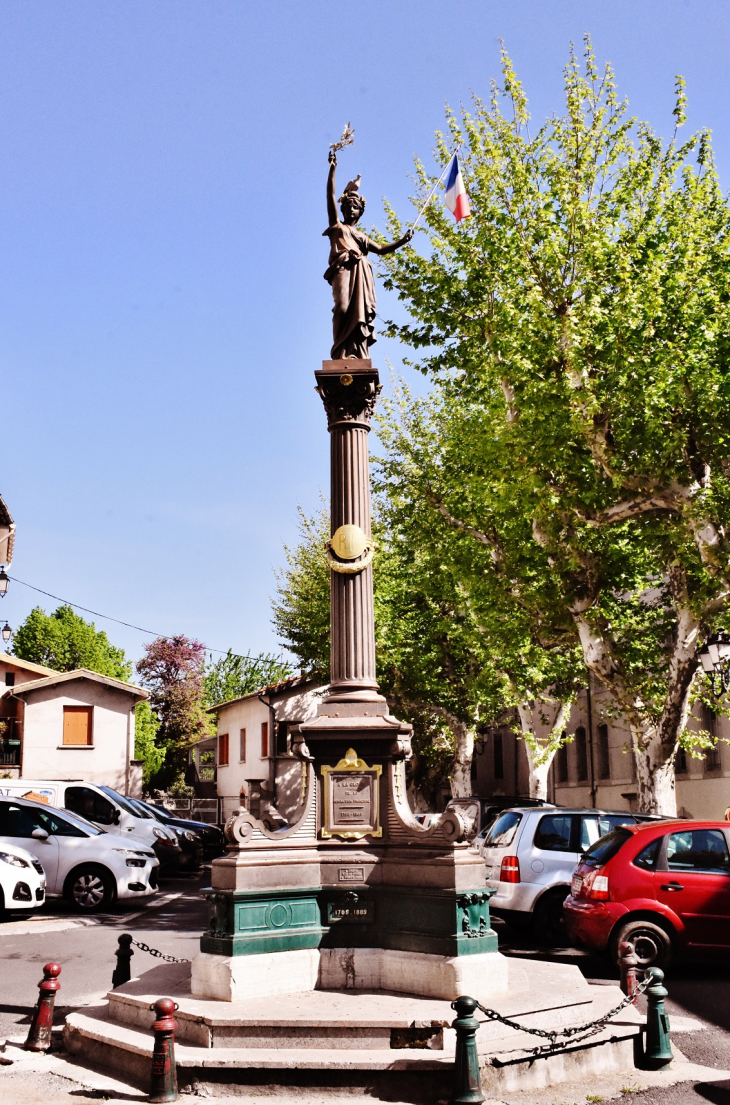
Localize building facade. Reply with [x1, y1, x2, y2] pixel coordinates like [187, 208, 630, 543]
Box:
[472, 676, 730, 819]
[203, 677, 326, 823]
[0, 654, 147, 794]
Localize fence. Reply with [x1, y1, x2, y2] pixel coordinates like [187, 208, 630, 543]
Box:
[159, 798, 222, 825]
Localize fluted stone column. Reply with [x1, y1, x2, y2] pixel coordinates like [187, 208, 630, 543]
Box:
[315, 360, 382, 703]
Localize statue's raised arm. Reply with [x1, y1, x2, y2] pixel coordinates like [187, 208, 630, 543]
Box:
[323, 151, 413, 360]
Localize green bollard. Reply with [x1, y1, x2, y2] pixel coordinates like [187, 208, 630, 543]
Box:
[640, 967, 673, 1069]
[449, 996, 485, 1105]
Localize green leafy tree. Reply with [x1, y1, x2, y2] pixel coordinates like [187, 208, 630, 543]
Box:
[273, 500, 582, 799]
[134, 700, 164, 786]
[377, 41, 730, 813]
[204, 649, 293, 707]
[12, 605, 132, 679]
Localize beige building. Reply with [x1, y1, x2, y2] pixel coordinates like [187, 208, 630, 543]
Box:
[473, 676, 730, 819]
[0, 653, 147, 795]
[201, 677, 326, 823]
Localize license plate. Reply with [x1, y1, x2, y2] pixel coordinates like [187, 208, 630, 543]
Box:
[571, 875, 582, 896]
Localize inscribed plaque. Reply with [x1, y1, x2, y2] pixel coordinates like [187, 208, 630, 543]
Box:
[321, 747, 382, 839]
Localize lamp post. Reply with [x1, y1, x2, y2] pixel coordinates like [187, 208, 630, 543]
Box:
[1, 622, 11, 643]
[699, 632, 730, 698]
[0, 568, 9, 597]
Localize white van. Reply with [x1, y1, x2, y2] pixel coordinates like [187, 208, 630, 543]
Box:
[0, 779, 178, 854]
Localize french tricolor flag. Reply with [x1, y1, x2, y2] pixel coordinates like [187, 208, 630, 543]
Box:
[444, 154, 471, 223]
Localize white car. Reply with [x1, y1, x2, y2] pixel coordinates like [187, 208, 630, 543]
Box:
[0, 839, 46, 915]
[0, 795, 160, 911]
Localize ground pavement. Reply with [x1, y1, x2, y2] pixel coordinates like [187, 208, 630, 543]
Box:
[2, 884, 730, 1103]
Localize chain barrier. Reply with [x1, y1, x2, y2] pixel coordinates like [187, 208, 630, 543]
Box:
[473, 973, 651, 1056]
[130, 938, 190, 964]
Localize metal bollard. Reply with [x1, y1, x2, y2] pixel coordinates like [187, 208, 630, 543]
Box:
[449, 995, 485, 1105]
[112, 933, 134, 988]
[617, 939, 639, 1003]
[640, 967, 673, 1069]
[148, 997, 179, 1103]
[24, 962, 61, 1052]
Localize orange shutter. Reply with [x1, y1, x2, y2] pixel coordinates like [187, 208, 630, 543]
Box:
[219, 733, 229, 766]
[261, 722, 268, 758]
[63, 706, 93, 746]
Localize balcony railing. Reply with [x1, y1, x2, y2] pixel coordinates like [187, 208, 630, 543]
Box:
[0, 718, 22, 766]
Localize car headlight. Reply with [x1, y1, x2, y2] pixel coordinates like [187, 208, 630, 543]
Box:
[182, 830, 197, 842]
[152, 826, 167, 840]
[0, 851, 29, 868]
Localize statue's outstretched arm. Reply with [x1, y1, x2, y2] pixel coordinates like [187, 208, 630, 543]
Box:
[327, 151, 338, 227]
[369, 228, 414, 256]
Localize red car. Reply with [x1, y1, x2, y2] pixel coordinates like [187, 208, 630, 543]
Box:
[564, 819, 730, 969]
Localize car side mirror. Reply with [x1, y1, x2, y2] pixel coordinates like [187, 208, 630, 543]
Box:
[113, 809, 121, 825]
[31, 827, 49, 840]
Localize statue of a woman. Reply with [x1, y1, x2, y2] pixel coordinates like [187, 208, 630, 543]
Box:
[324, 150, 413, 360]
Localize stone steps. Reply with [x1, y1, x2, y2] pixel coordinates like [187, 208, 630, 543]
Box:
[62, 960, 644, 1100]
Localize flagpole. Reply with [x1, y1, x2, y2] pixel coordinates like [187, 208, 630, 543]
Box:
[410, 145, 462, 232]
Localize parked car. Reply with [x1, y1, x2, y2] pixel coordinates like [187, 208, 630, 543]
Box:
[125, 797, 204, 873]
[565, 819, 730, 969]
[479, 806, 665, 943]
[446, 796, 552, 841]
[129, 797, 226, 861]
[0, 795, 160, 911]
[0, 779, 179, 857]
[0, 840, 46, 916]
[97, 786, 183, 874]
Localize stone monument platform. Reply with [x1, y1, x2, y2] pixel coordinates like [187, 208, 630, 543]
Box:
[63, 958, 643, 1100]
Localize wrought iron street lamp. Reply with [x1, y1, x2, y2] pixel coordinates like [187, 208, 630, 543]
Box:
[699, 632, 730, 697]
[0, 568, 9, 597]
[1, 622, 11, 643]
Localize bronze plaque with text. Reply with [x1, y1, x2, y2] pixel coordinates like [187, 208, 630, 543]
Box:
[321, 748, 382, 839]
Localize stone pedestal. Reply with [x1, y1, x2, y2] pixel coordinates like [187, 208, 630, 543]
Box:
[195, 359, 504, 1001]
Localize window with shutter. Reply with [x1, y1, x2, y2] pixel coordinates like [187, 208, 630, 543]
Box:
[239, 728, 247, 762]
[261, 721, 269, 758]
[62, 706, 93, 746]
[219, 733, 229, 766]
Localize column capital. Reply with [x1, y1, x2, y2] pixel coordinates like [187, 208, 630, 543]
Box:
[315, 360, 381, 429]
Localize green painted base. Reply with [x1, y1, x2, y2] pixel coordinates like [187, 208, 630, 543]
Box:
[201, 888, 326, 957]
[201, 885, 497, 959]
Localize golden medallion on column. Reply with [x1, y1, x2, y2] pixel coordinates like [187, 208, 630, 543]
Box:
[325, 524, 376, 573]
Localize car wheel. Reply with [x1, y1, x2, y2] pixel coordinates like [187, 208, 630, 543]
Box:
[612, 919, 673, 971]
[65, 865, 115, 912]
[533, 888, 570, 946]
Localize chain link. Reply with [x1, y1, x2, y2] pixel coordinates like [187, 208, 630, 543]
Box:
[474, 973, 651, 1055]
[130, 938, 190, 964]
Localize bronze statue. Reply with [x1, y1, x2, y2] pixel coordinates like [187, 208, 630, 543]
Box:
[325, 150, 413, 360]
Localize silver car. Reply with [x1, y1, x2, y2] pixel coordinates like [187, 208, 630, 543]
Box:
[479, 806, 660, 943]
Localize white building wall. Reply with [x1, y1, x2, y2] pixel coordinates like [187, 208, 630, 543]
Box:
[18, 680, 136, 791]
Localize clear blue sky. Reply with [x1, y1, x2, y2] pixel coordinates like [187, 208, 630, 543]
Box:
[0, 0, 728, 667]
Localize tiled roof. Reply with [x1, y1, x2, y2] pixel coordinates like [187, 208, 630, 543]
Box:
[206, 674, 323, 712]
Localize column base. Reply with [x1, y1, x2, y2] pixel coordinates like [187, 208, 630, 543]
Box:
[191, 946, 509, 1002]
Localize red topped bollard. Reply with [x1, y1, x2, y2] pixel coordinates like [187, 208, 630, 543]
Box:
[148, 997, 179, 1103]
[617, 939, 639, 1004]
[24, 962, 61, 1052]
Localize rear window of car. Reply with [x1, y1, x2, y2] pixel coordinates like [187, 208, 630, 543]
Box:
[582, 828, 631, 867]
[534, 814, 573, 852]
[633, 837, 661, 870]
[483, 811, 521, 847]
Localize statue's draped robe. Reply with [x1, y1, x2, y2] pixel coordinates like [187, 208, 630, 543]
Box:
[323, 221, 377, 359]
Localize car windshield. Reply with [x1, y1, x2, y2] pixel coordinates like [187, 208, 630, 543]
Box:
[136, 800, 167, 823]
[127, 798, 155, 819]
[582, 828, 631, 867]
[483, 811, 521, 847]
[99, 785, 143, 816]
